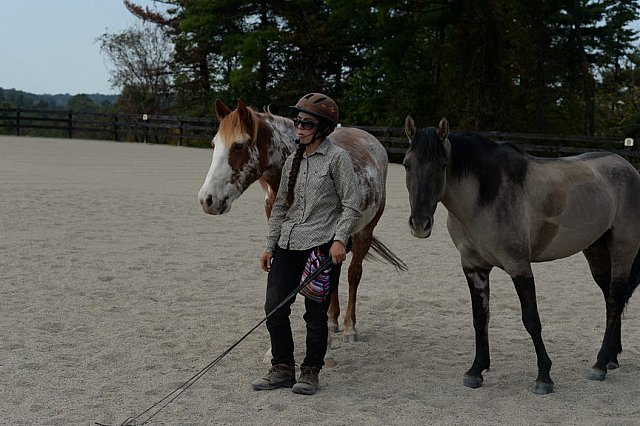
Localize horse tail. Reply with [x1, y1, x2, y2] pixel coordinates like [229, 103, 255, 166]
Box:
[366, 236, 408, 272]
[626, 247, 640, 306]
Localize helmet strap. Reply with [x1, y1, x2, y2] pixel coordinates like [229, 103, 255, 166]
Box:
[296, 127, 322, 148]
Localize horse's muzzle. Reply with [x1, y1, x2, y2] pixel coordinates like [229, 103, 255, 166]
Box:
[409, 215, 432, 238]
[200, 194, 229, 215]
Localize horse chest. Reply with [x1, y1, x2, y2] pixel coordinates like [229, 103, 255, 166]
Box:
[446, 211, 520, 269]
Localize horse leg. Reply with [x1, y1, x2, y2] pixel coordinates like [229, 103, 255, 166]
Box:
[589, 255, 632, 380]
[325, 263, 343, 367]
[328, 290, 340, 333]
[462, 267, 491, 389]
[512, 274, 554, 394]
[589, 278, 627, 381]
[587, 229, 639, 381]
[338, 228, 375, 344]
[342, 235, 366, 343]
[583, 237, 621, 371]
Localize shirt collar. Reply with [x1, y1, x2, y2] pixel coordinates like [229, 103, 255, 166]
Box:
[310, 137, 331, 156]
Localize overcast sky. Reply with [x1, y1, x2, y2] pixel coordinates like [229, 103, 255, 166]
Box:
[0, 0, 168, 95]
[1, 1, 638, 96]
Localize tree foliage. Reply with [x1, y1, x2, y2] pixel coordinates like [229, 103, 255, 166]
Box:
[97, 22, 173, 114]
[113, 0, 639, 136]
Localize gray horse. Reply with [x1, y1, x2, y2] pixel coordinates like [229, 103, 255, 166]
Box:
[403, 116, 640, 394]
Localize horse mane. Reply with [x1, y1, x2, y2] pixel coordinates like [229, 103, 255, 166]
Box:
[218, 105, 267, 147]
[411, 127, 448, 162]
[416, 127, 530, 205]
[453, 132, 529, 205]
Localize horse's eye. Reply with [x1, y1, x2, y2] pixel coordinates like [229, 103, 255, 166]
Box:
[233, 142, 244, 151]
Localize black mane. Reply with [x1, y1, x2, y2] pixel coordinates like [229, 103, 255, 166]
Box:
[415, 127, 529, 205]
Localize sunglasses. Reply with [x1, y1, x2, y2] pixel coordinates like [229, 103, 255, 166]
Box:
[293, 118, 318, 130]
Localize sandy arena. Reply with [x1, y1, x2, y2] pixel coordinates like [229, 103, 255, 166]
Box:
[1, 135, 639, 425]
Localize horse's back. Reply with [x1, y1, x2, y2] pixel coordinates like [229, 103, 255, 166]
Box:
[532, 152, 640, 206]
[581, 152, 640, 233]
[330, 127, 388, 232]
[528, 152, 640, 260]
[331, 127, 388, 172]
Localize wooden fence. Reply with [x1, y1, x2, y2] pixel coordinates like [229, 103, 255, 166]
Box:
[0, 107, 638, 165]
[0, 108, 217, 147]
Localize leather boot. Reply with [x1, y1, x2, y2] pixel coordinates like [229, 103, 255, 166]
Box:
[292, 366, 319, 395]
[251, 364, 296, 390]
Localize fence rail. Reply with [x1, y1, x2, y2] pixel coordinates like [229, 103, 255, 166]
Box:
[0, 108, 637, 164]
[0, 108, 217, 146]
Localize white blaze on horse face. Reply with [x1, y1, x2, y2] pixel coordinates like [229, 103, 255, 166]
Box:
[198, 135, 237, 215]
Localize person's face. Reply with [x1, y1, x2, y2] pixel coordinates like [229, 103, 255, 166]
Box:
[293, 112, 319, 144]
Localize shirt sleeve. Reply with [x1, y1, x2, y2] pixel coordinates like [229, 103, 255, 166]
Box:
[264, 156, 291, 252]
[331, 149, 362, 245]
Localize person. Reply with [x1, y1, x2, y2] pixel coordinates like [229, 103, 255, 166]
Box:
[251, 93, 362, 395]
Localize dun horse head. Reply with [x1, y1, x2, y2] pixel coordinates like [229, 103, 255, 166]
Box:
[198, 99, 271, 215]
[403, 116, 450, 238]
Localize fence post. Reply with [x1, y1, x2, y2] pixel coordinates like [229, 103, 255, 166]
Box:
[624, 137, 637, 169]
[179, 120, 184, 146]
[142, 114, 148, 143]
[68, 111, 73, 138]
[113, 114, 119, 141]
[15, 108, 21, 136]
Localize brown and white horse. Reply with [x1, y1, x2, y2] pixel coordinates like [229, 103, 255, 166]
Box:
[198, 99, 406, 344]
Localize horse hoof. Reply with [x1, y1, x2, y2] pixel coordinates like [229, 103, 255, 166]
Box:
[262, 348, 273, 364]
[606, 361, 619, 370]
[328, 323, 339, 333]
[533, 382, 554, 395]
[587, 368, 607, 381]
[342, 332, 357, 343]
[324, 356, 337, 368]
[463, 374, 483, 389]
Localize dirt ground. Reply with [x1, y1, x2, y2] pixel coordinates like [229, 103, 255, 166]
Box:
[1, 135, 639, 425]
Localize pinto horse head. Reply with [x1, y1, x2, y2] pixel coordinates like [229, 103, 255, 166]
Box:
[403, 116, 450, 238]
[198, 99, 273, 215]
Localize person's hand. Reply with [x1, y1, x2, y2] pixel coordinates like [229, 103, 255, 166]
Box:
[260, 251, 273, 272]
[329, 241, 347, 264]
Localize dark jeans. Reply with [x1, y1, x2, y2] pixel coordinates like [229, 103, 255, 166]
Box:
[265, 243, 341, 369]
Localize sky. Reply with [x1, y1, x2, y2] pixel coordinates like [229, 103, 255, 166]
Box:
[0, 0, 169, 95]
[1, 2, 639, 96]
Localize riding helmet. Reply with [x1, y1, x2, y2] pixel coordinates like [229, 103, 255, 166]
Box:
[290, 93, 339, 126]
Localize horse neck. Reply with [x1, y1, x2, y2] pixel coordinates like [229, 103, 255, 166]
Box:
[441, 138, 480, 217]
[260, 113, 297, 189]
[441, 177, 475, 218]
[441, 135, 528, 217]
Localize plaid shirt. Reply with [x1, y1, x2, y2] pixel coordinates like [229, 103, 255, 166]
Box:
[265, 138, 362, 252]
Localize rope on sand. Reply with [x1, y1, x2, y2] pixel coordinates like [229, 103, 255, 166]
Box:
[96, 257, 334, 426]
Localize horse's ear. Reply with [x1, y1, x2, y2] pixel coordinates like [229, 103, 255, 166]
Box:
[437, 117, 449, 141]
[404, 115, 416, 141]
[237, 98, 247, 112]
[236, 98, 253, 127]
[215, 99, 232, 120]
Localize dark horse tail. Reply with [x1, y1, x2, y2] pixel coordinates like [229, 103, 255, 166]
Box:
[626, 247, 640, 306]
[366, 236, 408, 272]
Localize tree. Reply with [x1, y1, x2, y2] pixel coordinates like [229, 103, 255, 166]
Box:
[67, 94, 99, 112]
[97, 22, 173, 114]
[117, 0, 639, 135]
